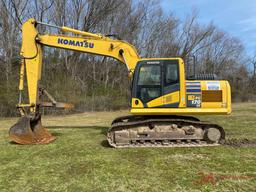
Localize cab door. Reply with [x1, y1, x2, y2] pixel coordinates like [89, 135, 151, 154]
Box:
[132, 61, 163, 108]
[162, 60, 180, 108]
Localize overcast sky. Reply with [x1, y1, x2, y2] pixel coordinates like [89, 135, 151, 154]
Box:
[161, 0, 256, 56]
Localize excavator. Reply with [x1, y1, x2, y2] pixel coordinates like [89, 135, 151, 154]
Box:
[9, 18, 231, 147]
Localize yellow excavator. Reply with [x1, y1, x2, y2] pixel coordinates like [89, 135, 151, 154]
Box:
[9, 18, 231, 147]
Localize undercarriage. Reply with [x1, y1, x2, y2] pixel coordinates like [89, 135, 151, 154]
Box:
[107, 115, 225, 148]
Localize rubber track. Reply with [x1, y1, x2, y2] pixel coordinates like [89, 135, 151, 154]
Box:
[107, 117, 225, 148]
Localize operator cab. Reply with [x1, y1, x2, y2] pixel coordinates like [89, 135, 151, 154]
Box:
[132, 59, 184, 108]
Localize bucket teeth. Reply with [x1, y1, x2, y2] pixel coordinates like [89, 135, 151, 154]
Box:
[9, 116, 55, 144]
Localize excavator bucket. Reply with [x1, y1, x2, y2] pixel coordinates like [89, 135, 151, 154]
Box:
[9, 115, 55, 144]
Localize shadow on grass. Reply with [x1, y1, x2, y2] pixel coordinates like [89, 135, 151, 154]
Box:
[48, 126, 112, 148]
[101, 140, 111, 148]
[9, 141, 19, 145]
[51, 132, 64, 137]
[47, 126, 109, 135]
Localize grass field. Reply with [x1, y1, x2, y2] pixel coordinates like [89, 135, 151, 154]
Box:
[0, 103, 255, 192]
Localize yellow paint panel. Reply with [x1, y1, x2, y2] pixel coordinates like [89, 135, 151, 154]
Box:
[21, 18, 38, 58]
[178, 59, 186, 107]
[201, 102, 222, 108]
[145, 91, 180, 108]
[131, 108, 231, 115]
[163, 91, 179, 105]
[146, 96, 163, 107]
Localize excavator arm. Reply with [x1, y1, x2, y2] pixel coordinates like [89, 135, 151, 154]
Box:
[10, 18, 140, 144]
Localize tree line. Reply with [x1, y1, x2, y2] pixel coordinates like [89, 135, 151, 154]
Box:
[0, 0, 255, 117]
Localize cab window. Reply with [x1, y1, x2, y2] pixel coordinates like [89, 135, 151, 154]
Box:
[138, 65, 160, 85]
[137, 65, 161, 102]
[164, 63, 178, 85]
